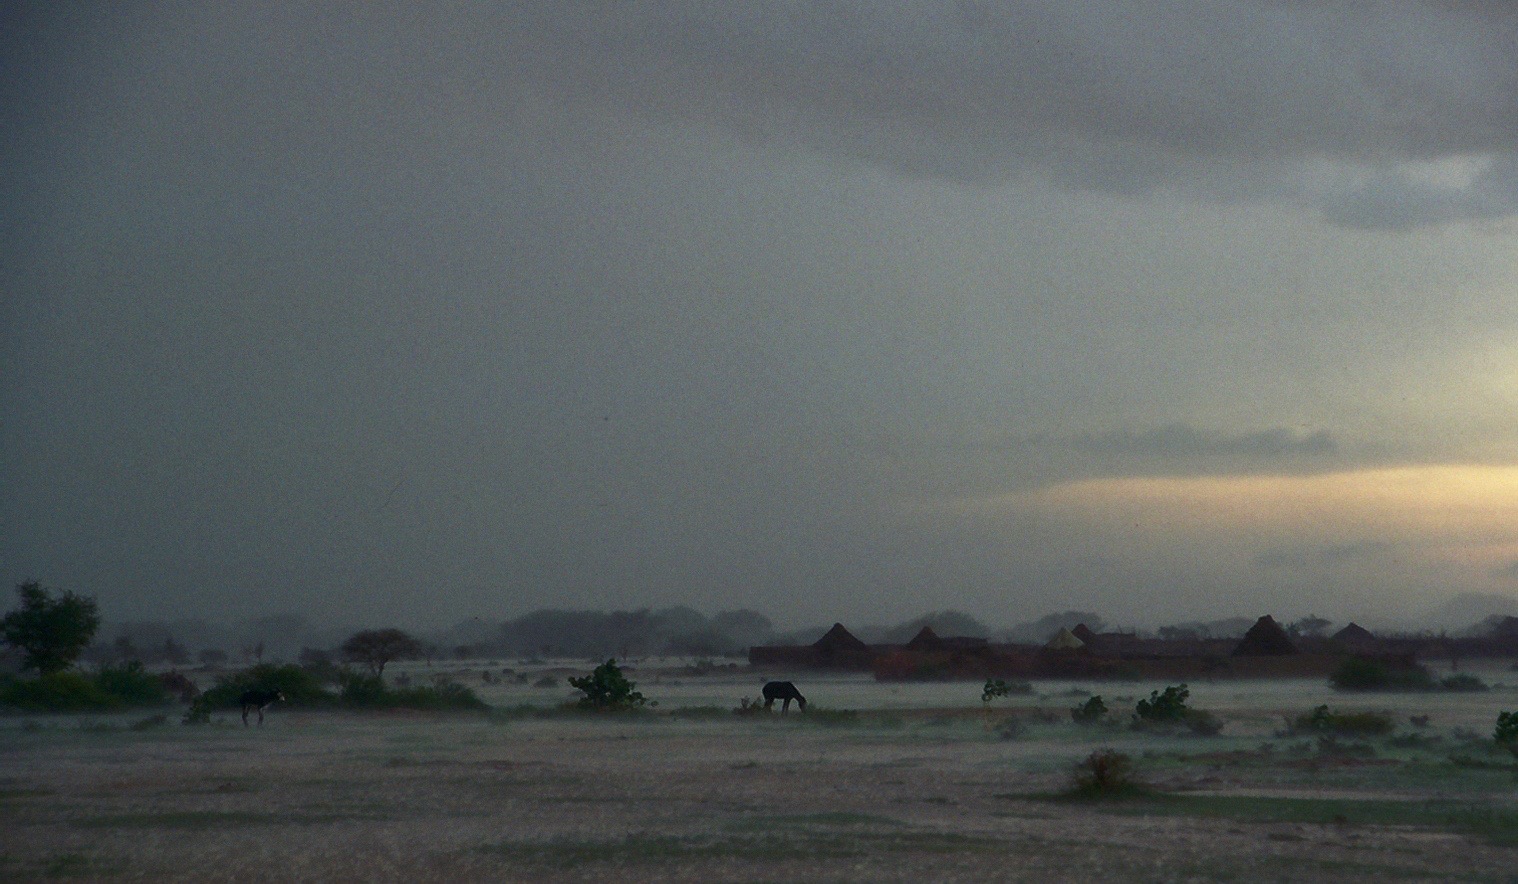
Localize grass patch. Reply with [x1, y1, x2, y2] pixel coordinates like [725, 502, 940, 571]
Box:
[728, 811, 903, 831]
[0, 851, 128, 880]
[73, 808, 387, 829]
[478, 828, 996, 867]
[1060, 792, 1518, 846]
[666, 705, 730, 720]
[796, 708, 862, 727]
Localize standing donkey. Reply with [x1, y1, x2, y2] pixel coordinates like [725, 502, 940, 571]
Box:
[239, 689, 285, 726]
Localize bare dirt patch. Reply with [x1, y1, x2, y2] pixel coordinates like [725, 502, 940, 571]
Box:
[1, 710, 1514, 881]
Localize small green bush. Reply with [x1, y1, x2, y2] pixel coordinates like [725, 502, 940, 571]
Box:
[1183, 709, 1225, 736]
[0, 672, 118, 711]
[1288, 705, 1395, 737]
[568, 659, 646, 711]
[1071, 749, 1141, 798]
[981, 678, 1032, 703]
[336, 672, 487, 710]
[1440, 673, 1489, 692]
[1135, 684, 1190, 723]
[1495, 711, 1518, 750]
[0, 662, 171, 712]
[93, 662, 170, 706]
[1071, 695, 1107, 725]
[1329, 658, 1434, 691]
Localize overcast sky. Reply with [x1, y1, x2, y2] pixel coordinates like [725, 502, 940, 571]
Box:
[4, 2, 1517, 631]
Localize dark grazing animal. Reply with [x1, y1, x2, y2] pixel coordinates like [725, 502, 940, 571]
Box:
[239, 689, 285, 727]
[761, 681, 806, 714]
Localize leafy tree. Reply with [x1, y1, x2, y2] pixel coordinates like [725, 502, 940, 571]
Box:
[568, 658, 646, 710]
[1134, 684, 1191, 723]
[340, 628, 423, 677]
[1071, 695, 1108, 725]
[0, 581, 101, 675]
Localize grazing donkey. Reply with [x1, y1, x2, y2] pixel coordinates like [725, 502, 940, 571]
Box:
[761, 681, 807, 714]
[239, 689, 285, 727]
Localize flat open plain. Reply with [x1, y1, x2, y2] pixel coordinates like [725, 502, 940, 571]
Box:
[3, 669, 1518, 882]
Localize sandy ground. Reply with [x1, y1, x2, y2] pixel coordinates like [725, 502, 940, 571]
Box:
[3, 705, 1517, 882]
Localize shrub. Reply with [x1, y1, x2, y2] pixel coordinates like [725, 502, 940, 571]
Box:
[567, 659, 646, 710]
[1071, 749, 1141, 798]
[93, 661, 170, 706]
[981, 678, 1032, 703]
[1134, 684, 1190, 723]
[1183, 709, 1225, 736]
[1330, 658, 1434, 691]
[1495, 711, 1518, 752]
[994, 717, 1026, 740]
[1440, 673, 1489, 692]
[339, 672, 487, 711]
[0, 672, 118, 711]
[1288, 705, 1394, 737]
[1071, 695, 1107, 725]
[733, 697, 770, 716]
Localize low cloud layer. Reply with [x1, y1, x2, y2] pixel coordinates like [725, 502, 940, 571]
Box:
[513, 1, 1518, 227]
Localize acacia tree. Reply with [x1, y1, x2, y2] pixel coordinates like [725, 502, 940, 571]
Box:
[0, 581, 101, 675]
[340, 628, 423, 678]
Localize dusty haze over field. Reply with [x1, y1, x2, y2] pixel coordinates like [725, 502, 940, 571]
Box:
[3, 2, 1517, 630]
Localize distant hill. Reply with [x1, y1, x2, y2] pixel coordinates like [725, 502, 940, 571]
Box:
[1421, 592, 1518, 633]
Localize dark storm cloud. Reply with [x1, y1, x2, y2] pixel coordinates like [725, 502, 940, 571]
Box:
[2, 2, 1515, 631]
[1059, 424, 1337, 462]
[1253, 541, 1393, 571]
[511, 1, 1518, 227]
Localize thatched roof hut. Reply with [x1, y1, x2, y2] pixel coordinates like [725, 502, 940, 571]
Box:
[1232, 615, 1297, 656]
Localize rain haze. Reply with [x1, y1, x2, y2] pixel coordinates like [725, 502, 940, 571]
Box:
[4, 2, 1517, 634]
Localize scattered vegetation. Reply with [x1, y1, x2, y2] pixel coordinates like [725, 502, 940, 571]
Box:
[338, 672, 486, 711]
[1070, 695, 1107, 725]
[0, 661, 169, 712]
[733, 697, 769, 716]
[567, 658, 647, 711]
[1081, 793, 1518, 847]
[1286, 705, 1395, 738]
[1131, 684, 1223, 736]
[980, 678, 1031, 703]
[1329, 658, 1435, 691]
[1494, 711, 1518, 756]
[1070, 749, 1143, 798]
[1134, 684, 1191, 723]
[1439, 673, 1488, 692]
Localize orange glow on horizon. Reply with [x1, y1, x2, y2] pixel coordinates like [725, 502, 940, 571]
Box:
[1026, 465, 1518, 538]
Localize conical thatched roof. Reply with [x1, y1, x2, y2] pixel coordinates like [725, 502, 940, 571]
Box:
[906, 626, 942, 651]
[1331, 622, 1378, 648]
[813, 623, 871, 653]
[1071, 623, 1096, 642]
[1045, 627, 1086, 650]
[1232, 615, 1297, 656]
